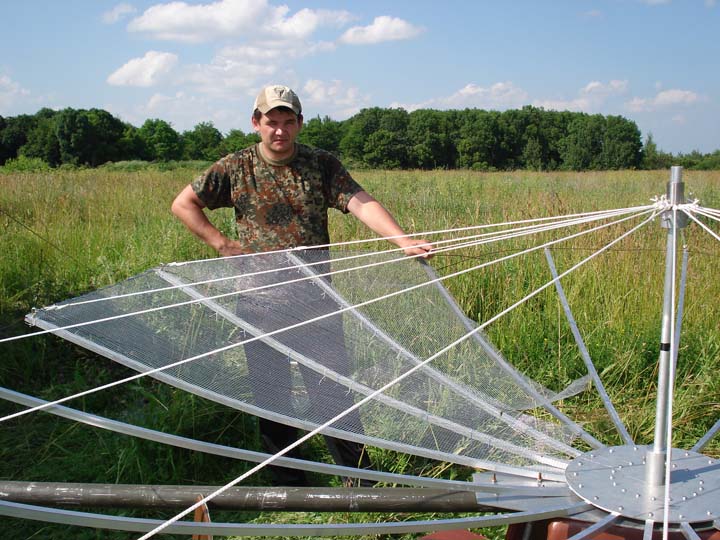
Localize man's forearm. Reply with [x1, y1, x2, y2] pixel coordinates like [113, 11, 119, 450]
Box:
[347, 191, 433, 257]
[171, 185, 233, 253]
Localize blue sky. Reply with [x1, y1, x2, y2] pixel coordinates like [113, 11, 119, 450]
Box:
[1, 0, 718, 154]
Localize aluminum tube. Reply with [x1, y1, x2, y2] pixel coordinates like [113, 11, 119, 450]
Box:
[0, 386, 570, 495]
[692, 418, 720, 453]
[0, 499, 593, 536]
[288, 254, 579, 458]
[0, 482, 488, 513]
[648, 167, 685, 486]
[420, 260, 603, 449]
[543, 248, 633, 445]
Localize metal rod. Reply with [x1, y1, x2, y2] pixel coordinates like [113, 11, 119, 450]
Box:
[0, 482, 489, 513]
[287, 253, 578, 459]
[679, 522, 702, 540]
[692, 418, 720, 453]
[544, 248, 634, 445]
[0, 387, 569, 491]
[0, 499, 594, 537]
[420, 260, 603, 449]
[647, 166, 687, 486]
[565, 513, 620, 540]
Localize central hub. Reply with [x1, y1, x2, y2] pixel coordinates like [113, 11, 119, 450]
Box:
[565, 445, 719, 523]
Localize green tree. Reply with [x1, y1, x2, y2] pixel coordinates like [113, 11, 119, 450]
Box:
[363, 129, 408, 169]
[182, 121, 223, 161]
[0, 114, 36, 165]
[85, 108, 126, 166]
[560, 114, 605, 170]
[641, 133, 674, 170]
[495, 108, 528, 169]
[522, 136, 544, 171]
[119, 123, 148, 161]
[138, 119, 182, 161]
[693, 150, 720, 170]
[19, 108, 61, 166]
[600, 115, 642, 169]
[216, 129, 260, 155]
[0, 115, 6, 164]
[407, 109, 457, 169]
[298, 115, 344, 154]
[55, 108, 93, 166]
[339, 107, 385, 163]
[456, 109, 500, 169]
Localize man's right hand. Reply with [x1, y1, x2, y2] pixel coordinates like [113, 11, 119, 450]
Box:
[172, 184, 247, 257]
[217, 239, 250, 257]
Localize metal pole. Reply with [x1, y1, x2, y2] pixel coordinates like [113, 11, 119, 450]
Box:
[646, 166, 687, 486]
[0, 482, 491, 513]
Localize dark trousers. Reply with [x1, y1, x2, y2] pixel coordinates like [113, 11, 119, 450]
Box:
[245, 339, 371, 485]
[238, 263, 371, 485]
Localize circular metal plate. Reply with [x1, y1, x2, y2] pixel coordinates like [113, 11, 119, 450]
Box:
[565, 445, 719, 523]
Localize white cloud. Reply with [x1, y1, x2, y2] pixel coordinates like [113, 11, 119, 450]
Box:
[0, 73, 31, 110]
[706, 0, 717, 7]
[451, 82, 529, 107]
[392, 82, 529, 111]
[639, 0, 671, 5]
[626, 89, 701, 112]
[270, 8, 355, 40]
[109, 91, 245, 133]
[534, 79, 628, 112]
[127, 0, 353, 43]
[107, 51, 178, 87]
[128, 0, 269, 42]
[583, 10, 603, 18]
[302, 79, 369, 118]
[581, 79, 628, 97]
[117, 1, 424, 112]
[180, 56, 277, 98]
[534, 97, 591, 112]
[339, 16, 424, 45]
[102, 3, 137, 24]
[654, 89, 699, 106]
[217, 40, 336, 63]
[176, 42, 337, 101]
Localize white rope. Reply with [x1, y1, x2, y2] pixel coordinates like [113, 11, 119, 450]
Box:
[32, 206, 646, 313]
[689, 205, 720, 219]
[2, 207, 645, 344]
[682, 209, 720, 243]
[173, 204, 656, 266]
[138, 207, 659, 540]
[1, 207, 657, 424]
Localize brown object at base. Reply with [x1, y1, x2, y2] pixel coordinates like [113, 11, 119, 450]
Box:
[506, 519, 720, 540]
[421, 530, 488, 540]
[192, 495, 212, 540]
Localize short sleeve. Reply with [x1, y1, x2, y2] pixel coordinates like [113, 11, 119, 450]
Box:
[324, 156, 364, 213]
[192, 159, 234, 210]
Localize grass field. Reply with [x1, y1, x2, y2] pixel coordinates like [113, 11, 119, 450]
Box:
[0, 167, 719, 539]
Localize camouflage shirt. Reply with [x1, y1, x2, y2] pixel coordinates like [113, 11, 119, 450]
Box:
[192, 143, 364, 252]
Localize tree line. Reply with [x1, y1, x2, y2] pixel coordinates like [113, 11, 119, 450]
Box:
[1, 106, 718, 171]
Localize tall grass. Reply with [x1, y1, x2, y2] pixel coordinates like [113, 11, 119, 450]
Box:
[1, 168, 719, 539]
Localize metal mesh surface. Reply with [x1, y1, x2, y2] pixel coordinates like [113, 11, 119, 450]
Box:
[27, 250, 581, 472]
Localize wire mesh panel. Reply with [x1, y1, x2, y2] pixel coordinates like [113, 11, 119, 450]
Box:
[27, 249, 579, 472]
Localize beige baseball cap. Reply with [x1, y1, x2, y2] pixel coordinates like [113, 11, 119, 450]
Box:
[253, 85, 302, 115]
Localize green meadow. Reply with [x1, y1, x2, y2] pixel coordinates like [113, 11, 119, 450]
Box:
[0, 167, 718, 539]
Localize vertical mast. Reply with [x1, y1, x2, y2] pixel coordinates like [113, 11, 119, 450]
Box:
[646, 166, 687, 486]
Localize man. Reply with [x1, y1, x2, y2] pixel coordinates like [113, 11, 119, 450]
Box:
[172, 84, 432, 485]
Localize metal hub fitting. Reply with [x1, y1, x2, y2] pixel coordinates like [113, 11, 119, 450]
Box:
[565, 445, 719, 523]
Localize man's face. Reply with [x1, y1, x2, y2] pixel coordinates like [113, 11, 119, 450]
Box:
[252, 108, 303, 160]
